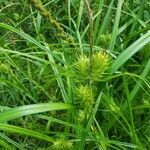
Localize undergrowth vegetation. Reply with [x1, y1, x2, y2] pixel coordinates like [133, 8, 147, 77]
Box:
[0, 0, 150, 149]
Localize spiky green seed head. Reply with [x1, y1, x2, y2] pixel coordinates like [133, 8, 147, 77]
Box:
[75, 55, 90, 80]
[52, 139, 73, 150]
[76, 85, 93, 108]
[0, 63, 10, 73]
[77, 110, 86, 122]
[91, 50, 109, 80]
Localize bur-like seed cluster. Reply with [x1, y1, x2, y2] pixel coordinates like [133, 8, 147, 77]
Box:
[52, 139, 73, 150]
[75, 55, 90, 79]
[91, 50, 109, 80]
[76, 84, 93, 108]
[77, 110, 86, 122]
[0, 63, 10, 73]
[74, 50, 110, 111]
[75, 50, 109, 81]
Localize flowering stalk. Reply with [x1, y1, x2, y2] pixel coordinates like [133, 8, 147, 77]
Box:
[31, 0, 75, 46]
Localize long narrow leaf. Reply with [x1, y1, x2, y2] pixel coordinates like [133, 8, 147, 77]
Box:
[0, 139, 13, 150]
[0, 124, 54, 142]
[0, 23, 50, 53]
[110, 31, 150, 73]
[109, 0, 124, 51]
[0, 132, 23, 149]
[0, 103, 73, 123]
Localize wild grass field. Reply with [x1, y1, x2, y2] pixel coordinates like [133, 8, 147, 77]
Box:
[0, 0, 150, 149]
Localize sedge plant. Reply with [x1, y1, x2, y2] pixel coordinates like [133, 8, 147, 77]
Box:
[0, 0, 149, 149]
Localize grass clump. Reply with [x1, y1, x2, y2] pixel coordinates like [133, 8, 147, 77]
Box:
[0, 0, 149, 149]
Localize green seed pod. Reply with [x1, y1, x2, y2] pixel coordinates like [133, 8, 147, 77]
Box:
[52, 139, 73, 150]
[91, 50, 109, 80]
[0, 63, 10, 73]
[77, 110, 89, 122]
[13, 13, 20, 21]
[75, 55, 90, 80]
[76, 85, 93, 108]
[77, 110, 86, 122]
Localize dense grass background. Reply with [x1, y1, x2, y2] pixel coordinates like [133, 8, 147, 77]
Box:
[0, 0, 150, 149]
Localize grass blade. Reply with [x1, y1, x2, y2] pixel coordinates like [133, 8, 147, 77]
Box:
[0, 103, 73, 123]
[110, 31, 150, 73]
[95, 0, 115, 45]
[0, 139, 13, 150]
[0, 124, 54, 142]
[0, 132, 23, 149]
[109, 0, 124, 51]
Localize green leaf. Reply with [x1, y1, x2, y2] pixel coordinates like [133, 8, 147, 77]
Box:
[0, 124, 54, 143]
[110, 31, 150, 73]
[109, 0, 124, 51]
[0, 139, 13, 150]
[0, 103, 73, 123]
